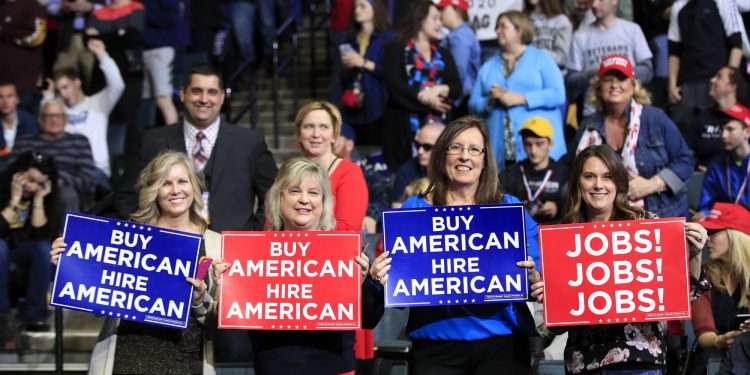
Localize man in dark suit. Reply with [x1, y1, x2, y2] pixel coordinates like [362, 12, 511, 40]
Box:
[116, 63, 277, 230]
[114, 64, 277, 363]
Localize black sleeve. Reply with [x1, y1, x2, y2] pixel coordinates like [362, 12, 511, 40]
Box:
[361, 277, 385, 329]
[383, 42, 431, 114]
[438, 46, 463, 102]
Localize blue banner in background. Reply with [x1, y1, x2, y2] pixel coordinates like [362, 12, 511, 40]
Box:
[50, 212, 203, 329]
[381, 204, 528, 307]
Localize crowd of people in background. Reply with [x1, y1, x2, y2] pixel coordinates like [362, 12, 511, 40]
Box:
[2, 0, 750, 373]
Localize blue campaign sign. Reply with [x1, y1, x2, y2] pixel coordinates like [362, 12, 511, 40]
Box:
[381, 203, 528, 307]
[50, 212, 203, 329]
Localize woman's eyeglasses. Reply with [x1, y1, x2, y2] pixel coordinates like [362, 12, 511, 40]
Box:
[446, 144, 484, 156]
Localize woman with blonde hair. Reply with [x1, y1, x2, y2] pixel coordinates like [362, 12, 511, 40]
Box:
[688, 203, 750, 375]
[249, 157, 383, 373]
[574, 54, 693, 219]
[51, 150, 224, 375]
[295, 101, 368, 232]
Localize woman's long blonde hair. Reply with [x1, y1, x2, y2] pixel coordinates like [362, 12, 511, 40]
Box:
[130, 151, 207, 232]
[264, 157, 336, 231]
[705, 229, 750, 307]
[586, 75, 652, 112]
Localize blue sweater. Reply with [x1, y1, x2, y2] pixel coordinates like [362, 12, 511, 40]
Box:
[468, 46, 566, 171]
[400, 194, 539, 341]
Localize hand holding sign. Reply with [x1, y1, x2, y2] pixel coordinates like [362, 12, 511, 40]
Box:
[370, 251, 391, 286]
[540, 218, 691, 327]
[50, 236, 65, 266]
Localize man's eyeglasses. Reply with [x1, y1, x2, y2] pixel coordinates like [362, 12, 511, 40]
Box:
[446, 144, 485, 156]
[414, 142, 434, 152]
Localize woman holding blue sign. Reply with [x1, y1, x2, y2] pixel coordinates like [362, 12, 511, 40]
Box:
[370, 115, 543, 374]
[51, 151, 224, 375]
[556, 145, 707, 374]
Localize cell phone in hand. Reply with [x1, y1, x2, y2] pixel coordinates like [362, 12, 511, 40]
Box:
[195, 256, 213, 280]
[736, 313, 750, 331]
[339, 43, 355, 55]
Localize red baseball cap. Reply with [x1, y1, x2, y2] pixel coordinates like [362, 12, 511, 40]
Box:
[433, 0, 469, 11]
[716, 103, 750, 128]
[597, 55, 635, 78]
[699, 202, 750, 235]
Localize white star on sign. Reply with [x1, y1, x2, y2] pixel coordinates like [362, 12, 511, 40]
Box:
[116, 222, 121, 226]
[271, 325, 275, 328]
[471, 299, 476, 303]
[274, 233, 278, 237]
[295, 325, 299, 329]
[463, 299, 467, 303]
[117, 313, 121, 317]
[459, 207, 463, 211]
[455, 299, 459, 303]
[101, 310, 105, 314]
[124, 223, 129, 228]
[147, 227, 151, 231]
[124, 315, 129, 319]
[443, 208, 447, 212]
[139, 226, 143, 230]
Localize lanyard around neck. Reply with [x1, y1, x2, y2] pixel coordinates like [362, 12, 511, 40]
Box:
[520, 165, 553, 203]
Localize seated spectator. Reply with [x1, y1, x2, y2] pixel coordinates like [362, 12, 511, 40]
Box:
[44, 38, 124, 182]
[335, 124, 392, 234]
[566, 0, 653, 117]
[0, 83, 40, 158]
[524, 0, 573, 68]
[468, 10, 566, 171]
[574, 55, 693, 219]
[685, 66, 748, 171]
[337, 0, 393, 145]
[697, 104, 750, 218]
[391, 122, 444, 208]
[500, 117, 568, 224]
[12, 100, 97, 212]
[436, 0, 479, 115]
[0, 150, 62, 341]
[688, 202, 750, 375]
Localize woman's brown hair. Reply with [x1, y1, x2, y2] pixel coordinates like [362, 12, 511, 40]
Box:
[424, 115, 503, 206]
[349, 0, 391, 34]
[562, 145, 643, 223]
[394, 0, 435, 43]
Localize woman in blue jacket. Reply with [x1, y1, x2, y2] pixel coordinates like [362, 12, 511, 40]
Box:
[468, 10, 566, 172]
[338, 0, 394, 145]
[370, 115, 542, 374]
[573, 54, 694, 219]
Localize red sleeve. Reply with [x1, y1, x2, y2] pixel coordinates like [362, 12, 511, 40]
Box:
[692, 290, 717, 337]
[330, 0, 353, 32]
[331, 160, 368, 231]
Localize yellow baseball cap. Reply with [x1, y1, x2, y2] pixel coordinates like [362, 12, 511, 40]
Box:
[519, 117, 553, 140]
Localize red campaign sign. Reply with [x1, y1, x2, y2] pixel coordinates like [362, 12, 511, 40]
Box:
[218, 231, 361, 330]
[539, 218, 691, 327]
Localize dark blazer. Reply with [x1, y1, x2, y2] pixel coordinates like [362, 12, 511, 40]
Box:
[115, 120, 277, 231]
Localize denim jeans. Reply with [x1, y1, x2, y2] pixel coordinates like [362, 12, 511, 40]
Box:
[0, 238, 52, 323]
[219, 1, 257, 64]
